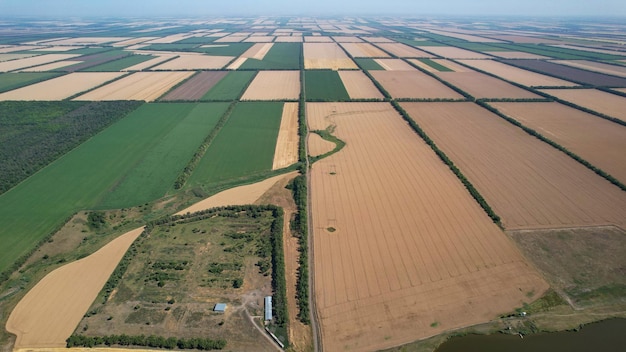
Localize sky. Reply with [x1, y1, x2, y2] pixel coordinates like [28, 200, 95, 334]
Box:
[0, 0, 624, 18]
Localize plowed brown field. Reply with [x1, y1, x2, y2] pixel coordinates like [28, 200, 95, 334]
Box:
[338, 70, 383, 99]
[272, 102, 299, 169]
[240, 70, 300, 100]
[308, 102, 548, 352]
[434, 71, 541, 99]
[370, 70, 463, 99]
[458, 60, 578, 87]
[6, 228, 144, 348]
[375, 43, 434, 58]
[303, 43, 357, 69]
[539, 88, 626, 122]
[74, 71, 193, 101]
[160, 71, 228, 101]
[490, 102, 626, 183]
[339, 43, 389, 58]
[401, 102, 626, 230]
[0, 72, 124, 100]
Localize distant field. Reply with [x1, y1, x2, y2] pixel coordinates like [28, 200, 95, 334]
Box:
[81, 54, 154, 72]
[160, 71, 228, 101]
[98, 103, 229, 208]
[354, 58, 384, 70]
[538, 88, 626, 122]
[239, 43, 302, 70]
[370, 70, 463, 99]
[433, 71, 540, 99]
[305, 70, 350, 101]
[194, 42, 254, 56]
[501, 59, 626, 87]
[201, 71, 256, 101]
[0, 72, 62, 93]
[0, 102, 197, 273]
[188, 102, 283, 185]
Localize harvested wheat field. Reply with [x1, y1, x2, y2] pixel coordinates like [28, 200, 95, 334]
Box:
[374, 42, 434, 58]
[339, 42, 390, 58]
[338, 70, 384, 99]
[332, 36, 363, 43]
[422, 46, 491, 59]
[0, 72, 123, 100]
[0, 54, 80, 72]
[434, 71, 541, 99]
[552, 60, 626, 78]
[44, 37, 128, 45]
[373, 58, 415, 71]
[275, 36, 303, 43]
[0, 53, 37, 62]
[362, 37, 396, 43]
[160, 71, 228, 100]
[6, 227, 144, 348]
[19, 60, 78, 72]
[490, 102, 626, 183]
[0, 45, 42, 53]
[539, 88, 626, 122]
[304, 36, 334, 43]
[243, 36, 275, 43]
[272, 102, 299, 169]
[401, 102, 626, 230]
[303, 43, 357, 69]
[110, 37, 157, 47]
[150, 54, 233, 70]
[308, 102, 548, 352]
[408, 59, 471, 72]
[240, 42, 274, 59]
[176, 172, 298, 215]
[122, 55, 173, 71]
[227, 57, 247, 69]
[308, 133, 335, 157]
[240, 70, 300, 100]
[74, 71, 193, 101]
[370, 70, 463, 99]
[458, 59, 578, 87]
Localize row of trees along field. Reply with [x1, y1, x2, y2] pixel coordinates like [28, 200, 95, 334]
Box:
[0, 101, 142, 195]
[287, 175, 310, 324]
[66, 334, 226, 350]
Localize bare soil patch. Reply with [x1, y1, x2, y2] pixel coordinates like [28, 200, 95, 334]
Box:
[161, 71, 228, 101]
[272, 103, 299, 170]
[240, 71, 300, 100]
[308, 102, 547, 351]
[401, 102, 626, 230]
[434, 71, 541, 99]
[370, 70, 464, 99]
[539, 88, 626, 122]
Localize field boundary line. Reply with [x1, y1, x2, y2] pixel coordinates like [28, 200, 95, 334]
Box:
[63, 72, 132, 101]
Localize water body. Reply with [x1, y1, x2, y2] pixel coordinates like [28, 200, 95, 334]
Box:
[435, 318, 626, 352]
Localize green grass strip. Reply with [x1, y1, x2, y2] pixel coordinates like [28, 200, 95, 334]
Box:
[354, 58, 384, 70]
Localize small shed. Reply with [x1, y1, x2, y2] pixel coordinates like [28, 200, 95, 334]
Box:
[264, 296, 272, 321]
[214, 303, 227, 313]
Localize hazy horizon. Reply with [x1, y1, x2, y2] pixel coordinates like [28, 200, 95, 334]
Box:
[1, 0, 625, 18]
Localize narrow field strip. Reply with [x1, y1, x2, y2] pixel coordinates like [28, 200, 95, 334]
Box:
[0, 72, 124, 101]
[74, 71, 193, 101]
[272, 102, 299, 169]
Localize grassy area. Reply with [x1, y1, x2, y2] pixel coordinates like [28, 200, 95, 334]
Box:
[0, 72, 62, 93]
[97, 103, 229, 209]
[81, 54, 155, 71]
[418, 58, 453, 72]
[201, 71, 256, 101]
[0, 102, 201, 274]
[305, 70, 350, 101]
[354, 58, 384, 70]
[188, 102, 283, 186]
[239, 43, 302, 70]
[193, 43, 254, 56]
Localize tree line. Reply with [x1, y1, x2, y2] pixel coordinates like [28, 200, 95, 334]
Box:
[66, 334, 226, 350]
[287, 175, 310, 324]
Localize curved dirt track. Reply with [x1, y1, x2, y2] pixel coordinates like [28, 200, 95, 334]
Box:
[6, 227, 144, 349]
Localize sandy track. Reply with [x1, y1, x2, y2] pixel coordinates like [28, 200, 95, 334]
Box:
[240, 70, 300, 100]
[401, 102, 626, 230]
[370, 70, 464, 99]
[374, 43, 434, 58]
[150, 54, 233, 70]
[74, 71, 193, 102]
[373, 58, 415, 71]
[0, 54, 80, 72]
[176, 172, 298, 215]
[6, 228, 144, 348]
[422, 46, 491, 59]
[303, 43, 357, 70]
[308, 102, 547, 351]
[434, 71, 541, 99]
[539, 88, 626, 123]
[0, 72, 124, 100]
[308, 133, 335, 157]
[490, 102, 626, 183]
[338, 70, 384, 99]
[458, 59, 578, 87]
[161, 71, 228, 100]
[272, 103, 299, 170]
[339, 43, 390, 58]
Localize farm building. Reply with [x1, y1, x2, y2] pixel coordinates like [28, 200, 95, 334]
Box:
[264, 296, 272, 321]
[214, 303, 227, 313]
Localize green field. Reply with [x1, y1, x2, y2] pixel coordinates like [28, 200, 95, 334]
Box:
[305, 70, 350, 101]
[141, 43, 199, 52]
[239, 43, 302, 70]
[194, 43, 254, 56]
[0, 72, 62, 93]
[81, 54, 155, 72]
[174, 36, 218, 45]
[417, 58, 453, 72]
[188, 102, 283, 185]
[0, 103, 218, 273]
[354, 58, 384, 70]
[98, 103, 229, 208]
[201, 71, 256, 101]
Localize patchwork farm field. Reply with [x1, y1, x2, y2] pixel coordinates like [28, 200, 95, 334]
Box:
[457, 59, 579, 87]
[0, 72, 124, 100]
[74, 71, 193, 101]
[308, 102, 547, 351]
[239, 42, 301, 70]
[370, 70, 464, 99]
[303, 43, 357, 69]
[201, 71, 256, 101]
[338, 70, 384, 99]
[240, 70, 299, 100]
[538, 88, 626, 122]
[501, 59, 626, 87]
[490, 102, 626, 183]
[81, 54, 155, 72]
[401, 102, 626, 230]
[188, 102, 283, 186]
[305, 70, 350, 101]
[160, 71, 228, 101]
[374, 42, 433, 58]
[433, 71, 541, 99]
[0, 72, 62, 93]
[0, 54, 80, 72]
